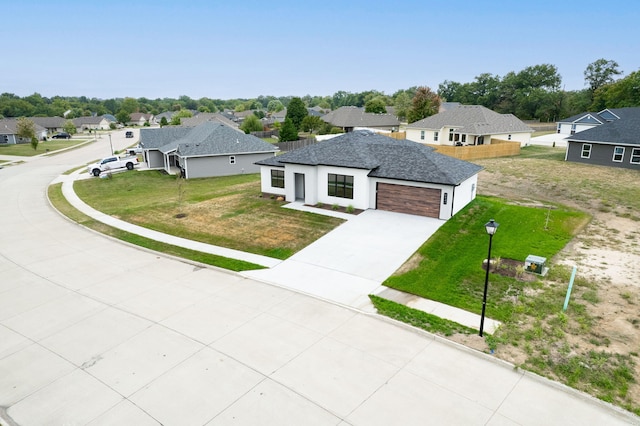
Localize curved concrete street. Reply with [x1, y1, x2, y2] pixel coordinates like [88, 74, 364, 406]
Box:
[0, 131, 636, 425]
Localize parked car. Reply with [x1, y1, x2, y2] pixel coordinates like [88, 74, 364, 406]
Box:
[52, 132, 71, 139]
[87, 154, 139, 177]
[125, 131, 134, 138]
[126, 145, 143, 155]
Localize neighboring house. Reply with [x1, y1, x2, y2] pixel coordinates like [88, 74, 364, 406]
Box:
[29, 117, 66, 134]
[129, 113, 155, 126]
[180, 112, 241, 130]
[0, 118, 47, 144]
[565, 113, 640, 170]
[140, 122, 278, 178]
[73, 116, 111, 131]
[556, 107, 640, 135]
[256, 130, 482, 219]
[405, 105, 533, 147]
[321, 106, 400, 132]
[308, 106, 329, 117]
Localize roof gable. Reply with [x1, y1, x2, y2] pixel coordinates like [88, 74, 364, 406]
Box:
[567, 115, 640, 146]
[155, 122, 279, 157]
[406, 105, 532, 135]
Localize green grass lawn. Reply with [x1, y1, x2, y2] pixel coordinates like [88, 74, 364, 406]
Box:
[0, 139, 88, 156]
[384, 196, 590, 322]
[73, 171, 343, 259]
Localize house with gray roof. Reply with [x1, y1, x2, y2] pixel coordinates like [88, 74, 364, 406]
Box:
[179, 112, 240, 130]
[564, 108, 640, 170]
[405, 105, 533, 147]
[556, 107, 640, 136]
[0, 118, 47, 144]
[140, 122, 278, 178]
[256, 130, 482, 219]
[73, 115, 112, 131]
[29, 117, 66, 134]
[321, 106, 400, 132]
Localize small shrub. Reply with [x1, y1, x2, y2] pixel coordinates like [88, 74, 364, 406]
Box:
[346, 204, 355, 214]
[331, 203, 340, 211]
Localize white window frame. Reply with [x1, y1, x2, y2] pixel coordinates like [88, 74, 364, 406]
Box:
[630, 148, 640, 164]
[420, 130, 425, 140]
[434, 131, 438, 142]
[612, 146, 624, 162]
[229, 155, 236, 164]
[581, 144, 592, 158]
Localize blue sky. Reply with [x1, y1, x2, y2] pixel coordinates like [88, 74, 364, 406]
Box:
[3, 0, 638, 100]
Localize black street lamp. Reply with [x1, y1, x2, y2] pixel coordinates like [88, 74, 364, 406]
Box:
[479, 219, 499, 337]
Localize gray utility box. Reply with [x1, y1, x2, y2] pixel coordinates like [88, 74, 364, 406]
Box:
[525, 255, 546, 274]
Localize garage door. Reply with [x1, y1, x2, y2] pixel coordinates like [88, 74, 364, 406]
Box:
[376, 183, 441, 218]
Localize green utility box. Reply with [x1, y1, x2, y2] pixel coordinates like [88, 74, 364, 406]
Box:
[525, 255, 546, 274]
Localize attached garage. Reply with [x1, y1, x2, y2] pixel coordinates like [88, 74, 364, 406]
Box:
[376, 183, 441, 218]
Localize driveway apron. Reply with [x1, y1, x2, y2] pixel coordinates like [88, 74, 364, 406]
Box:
[243, 210, 442, 309]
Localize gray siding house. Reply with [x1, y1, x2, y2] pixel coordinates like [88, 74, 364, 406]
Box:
[565, 109, 640, 170]
[140, 122, 278, 178]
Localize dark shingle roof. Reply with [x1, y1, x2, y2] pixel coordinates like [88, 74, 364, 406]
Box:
[29, 116, 66, 128]
[406, 105, 532, 134]
[567, 115, 640, 146]
[166, 122, 278, 157]
[321, 106, 399, 128]
[257, 130, 482, 185]
[140, 126, 192, 149]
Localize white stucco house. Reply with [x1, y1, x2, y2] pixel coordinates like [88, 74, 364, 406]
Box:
[404, 105, 533, 147]
[256, 130, 483, 219]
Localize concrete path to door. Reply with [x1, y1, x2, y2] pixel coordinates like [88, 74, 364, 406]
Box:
[242, 208, 444, 310]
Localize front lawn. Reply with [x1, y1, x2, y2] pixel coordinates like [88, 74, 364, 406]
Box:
[0, 139, 87, 156]
[384, 196, 590, 322]
[73, 171, 343, 259]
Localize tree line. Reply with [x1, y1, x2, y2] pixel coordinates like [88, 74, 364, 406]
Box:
[1, 59, 636, 124]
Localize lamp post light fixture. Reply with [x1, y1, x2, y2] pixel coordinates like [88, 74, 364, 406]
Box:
[479, 219, 499, 337]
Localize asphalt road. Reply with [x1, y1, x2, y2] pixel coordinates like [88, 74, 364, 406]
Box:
[0, 129, 636, 425]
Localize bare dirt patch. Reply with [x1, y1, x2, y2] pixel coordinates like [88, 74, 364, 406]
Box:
[464, 155, 640, 411]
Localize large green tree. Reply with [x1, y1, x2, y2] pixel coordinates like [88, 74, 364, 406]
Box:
[584, 59, 622, 93]
[407, 86, 440, 123]
[285, 97, 308, 130]
[300, 115, 323, 133]
[267, 99, 284, 113]
[240, 115, 264, 134]
[116, 110, 130, 124]
[279, 118, 298, 141]
[365, 98, 387, 114]
[63, 120, 76, 135]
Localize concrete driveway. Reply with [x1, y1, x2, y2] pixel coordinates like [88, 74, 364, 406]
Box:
[243, 209, 443, 309]
[0, 136, 636, 425]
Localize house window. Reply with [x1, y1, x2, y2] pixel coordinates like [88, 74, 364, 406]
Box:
[570, 124, 576, 135]
[449, 129, 454, 141]
[581, 144, 591, 158]
[434, 132, 438, 142]
[443, 193, 448, 205]
[229, 156, 236, 164]
[420, 130, 425, 140]
[613, 146, 624, 162]
[271, 169, 284, 188]
[477, 136, 484, 145]
[461, 134, 466, 143]
[327, 173, 353, 199]
[631, 148, 640, 164]
[2, 135, 8, 143]
[557, 124, 561, 134]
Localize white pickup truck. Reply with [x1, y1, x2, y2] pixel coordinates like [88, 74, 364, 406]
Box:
[87, 154, 139, 177]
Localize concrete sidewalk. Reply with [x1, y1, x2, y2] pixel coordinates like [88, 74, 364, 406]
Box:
[59, 171, 502, 334]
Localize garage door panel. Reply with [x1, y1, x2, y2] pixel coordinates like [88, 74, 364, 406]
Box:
[377, 183, 441, 218]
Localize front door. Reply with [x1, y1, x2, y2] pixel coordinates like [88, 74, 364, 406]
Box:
[294, 173, 305, 201]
